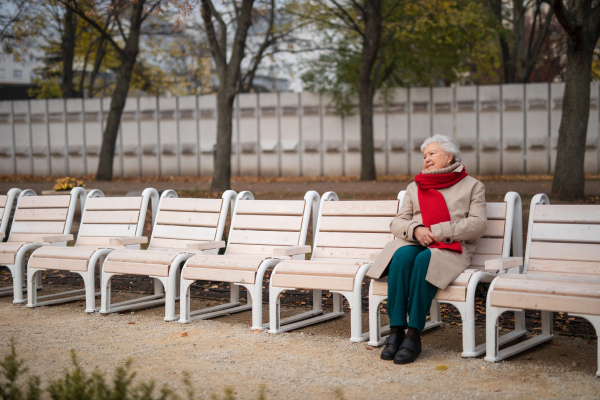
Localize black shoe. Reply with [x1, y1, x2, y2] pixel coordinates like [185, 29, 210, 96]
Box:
[393, 336, 422, 364]
[380, 333, 404, 360]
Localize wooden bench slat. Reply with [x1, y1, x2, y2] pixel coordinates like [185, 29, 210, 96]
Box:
[182, 267, 256, 284]
[29, 257, 89, 272]
[527, 259, 600, 275]
[434, 285, 468, 302]
[275, 261, 362, 277]
[485, 203, 506, 220]
[534, 205, 600, 223]
[316, 231, 394, 249]
[17, 196, 71, 208]
[106, 249, 183, 265]
[0, 196, 7, 207]
[159, 198, 223, 213]
[490, 291, 600, 316]
[82, 210, 141, 224]
[74, 237, 126, 247]
[32, 246, 99, 260]
[224, 244, 290, 256]
[272, 273, 354, 291]
[103, 261, 169, 277]
[321, 201, 399, 216]
[10, 221, 66, 234]
[228, 230, 300, 246]
[9, 233, 65, 243]
[483, 220, 505, 238]
[312, 246, 381, 260]
[78, 224, 139, 237]
[318, 216, 393, 233]
[529, 241, 600, 263]
[493, 276, 600, 298]
[232, 215, 303, 231]
[152, 225, 217, 241]
[235, 200, 305, 216]
[184, 255, 263, 271]
[85, 197, 143, 210]
[531, 223, 600, 244]
[156, 211, 220, 227]
[149, 238, 215, 251]
[14, 208, 69, 221]
[469, 237, 503, 255]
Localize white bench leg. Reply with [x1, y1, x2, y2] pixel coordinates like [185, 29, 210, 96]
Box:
[26, 267, 43, 307]
[178, 278, 194, 323]
[269, 286, 287, 333]
[100, 271, 116, 313]
[367, 280, 386, 347]
[484, 303, 507, 362]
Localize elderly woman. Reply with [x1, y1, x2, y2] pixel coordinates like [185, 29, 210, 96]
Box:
[367, 134, 487, 364]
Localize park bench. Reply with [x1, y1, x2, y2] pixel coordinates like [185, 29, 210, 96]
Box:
[368, 191, 524, 357]
[485, 194, 600, 377]
[100, 189, 236, 321]
[178, 190, 320, 330]
[269, 191, 403, 342]
[0, 188, 86, 303]
[26, 188, 158, 312]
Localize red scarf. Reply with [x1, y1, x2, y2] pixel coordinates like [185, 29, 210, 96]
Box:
[414, 167, 468, 253]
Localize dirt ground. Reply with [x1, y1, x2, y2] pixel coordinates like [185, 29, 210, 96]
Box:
[0, 287, 599, 400]
[1, 176, 600, 398]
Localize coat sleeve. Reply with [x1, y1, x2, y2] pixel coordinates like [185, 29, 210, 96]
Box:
[430, 180, 487, 243]
[389, 186, 421, 242]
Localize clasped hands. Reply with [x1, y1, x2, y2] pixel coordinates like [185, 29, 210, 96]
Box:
[414, 226, 438, 247]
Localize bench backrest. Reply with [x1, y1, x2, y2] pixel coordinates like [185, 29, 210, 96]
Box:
[470, 194, 522, 270]
[224, 191, 319, 257]
[147, 190, 235, 252]
[525, 196, 600, 277]
[7, 188, 85, 243]
[311, 192, 402, 262]
[75, 189, 157, 247]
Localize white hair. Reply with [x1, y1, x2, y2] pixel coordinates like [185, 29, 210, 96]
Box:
[420, 134, 462, 163]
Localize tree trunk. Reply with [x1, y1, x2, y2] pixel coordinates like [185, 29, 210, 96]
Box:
[359, 0, 382, 181]
[95, 1, 145, 180]
[550, 32, 595, 200]
[88, 37, 107, 98]
[210, 87, 235, 191]
[61, 7, 76, 98]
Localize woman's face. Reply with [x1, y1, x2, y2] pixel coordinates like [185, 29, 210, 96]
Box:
[423, 142, 453, 171]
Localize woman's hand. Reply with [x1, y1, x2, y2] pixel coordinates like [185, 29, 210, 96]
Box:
[414, 226, 438, 247]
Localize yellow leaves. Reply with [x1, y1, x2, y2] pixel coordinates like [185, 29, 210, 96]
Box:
[53, 177, 85, 191]
[435, 365, 448, 370]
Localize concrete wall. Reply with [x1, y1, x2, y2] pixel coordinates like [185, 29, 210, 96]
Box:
[1, 82, 598, 177]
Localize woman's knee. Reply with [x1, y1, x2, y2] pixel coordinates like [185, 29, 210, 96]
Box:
[413, 250, 432, 275]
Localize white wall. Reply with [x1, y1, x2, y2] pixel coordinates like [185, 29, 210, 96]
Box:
[0, 82, 598, 177]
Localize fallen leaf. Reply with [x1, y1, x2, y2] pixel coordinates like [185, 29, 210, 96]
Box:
[128, 322, 135, 325]
[181, 332, 188, 337]
[253, 329, 261, 333]
[435, 365, 448, 370]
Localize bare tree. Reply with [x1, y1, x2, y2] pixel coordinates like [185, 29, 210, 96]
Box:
[549, 0, 600, 200]
[489, 0, 555, 83]
[59, 0, 166, 180]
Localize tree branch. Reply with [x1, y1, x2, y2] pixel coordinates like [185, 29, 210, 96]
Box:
[56, 0, 124, 56]
[200, 0, 226, 72]
[329, 0, 364, 36]
[549, 0, 579, 36]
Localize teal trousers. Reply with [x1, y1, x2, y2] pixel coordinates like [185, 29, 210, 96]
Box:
[387, 245, 438, 332]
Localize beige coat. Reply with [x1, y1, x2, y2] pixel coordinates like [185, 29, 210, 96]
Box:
[366, 166, 487, 290]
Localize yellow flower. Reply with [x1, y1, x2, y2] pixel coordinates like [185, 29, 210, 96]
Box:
[53, 177, 85, 191]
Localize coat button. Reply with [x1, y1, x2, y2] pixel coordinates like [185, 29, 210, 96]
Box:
[445, 238, 451, 243]
[403, 231, 407, 236]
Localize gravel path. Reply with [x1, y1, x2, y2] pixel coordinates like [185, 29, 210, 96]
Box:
[1, 288, 598, 399]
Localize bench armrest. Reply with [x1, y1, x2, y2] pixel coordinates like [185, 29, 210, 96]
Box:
[485, 257, 523, 272]
[34, 234, 74, 244]
[109, 236, 148, 246]
[273, 245, 312, 257]
[186, 241, 226, 251]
